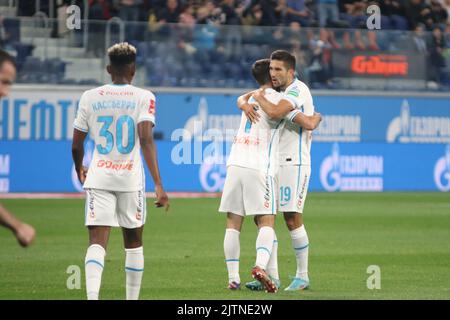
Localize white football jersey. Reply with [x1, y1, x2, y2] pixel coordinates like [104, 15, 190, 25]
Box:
[73, 84, 156, 192]
[278, 79, 314, 166]
[227, 88, 288, 177]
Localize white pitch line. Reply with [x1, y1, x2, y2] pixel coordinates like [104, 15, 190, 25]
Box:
[0, 192, 221, 199]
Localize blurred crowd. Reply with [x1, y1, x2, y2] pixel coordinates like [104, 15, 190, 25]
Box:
[5, 0, 450, 88]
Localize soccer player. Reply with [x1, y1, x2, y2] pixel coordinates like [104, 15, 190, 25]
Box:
[239, 50, 317, 291]
[71, 42, 169, 300]
[0, 49, 36, 248]
[220, 59, 321, 293]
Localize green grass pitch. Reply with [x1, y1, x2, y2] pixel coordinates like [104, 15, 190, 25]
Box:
[0, 193, 449, 300]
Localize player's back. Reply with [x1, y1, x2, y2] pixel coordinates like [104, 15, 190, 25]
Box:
[74, 83, 156, 192]
[227, 88, 284, 176]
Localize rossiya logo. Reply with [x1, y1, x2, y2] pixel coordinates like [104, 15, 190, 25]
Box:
[434, 144, 450, 192]
[351, 55, 408, 76]
[320, 143, 383, 192]
[387, 100, 450, 143]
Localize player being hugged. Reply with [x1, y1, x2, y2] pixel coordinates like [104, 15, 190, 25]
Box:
[220, 59, 321, 293]
[71, 42, 169, 300]
[239, 50, 318, 291]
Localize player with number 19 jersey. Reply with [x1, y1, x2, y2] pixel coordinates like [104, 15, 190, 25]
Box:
[74, 84, 155, 192]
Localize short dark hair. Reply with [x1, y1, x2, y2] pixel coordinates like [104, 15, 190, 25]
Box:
[107, 42, 136, 71]
[270, 50, 295, 71]
[251, 59, 271, 86]
[0, 49, 16, 70]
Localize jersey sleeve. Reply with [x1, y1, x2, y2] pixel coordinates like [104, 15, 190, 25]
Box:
[285, 109, 302, 123]
[137, 91, 156, 126]
[73, 92, 89, 132]
[284, 87, 307, 110]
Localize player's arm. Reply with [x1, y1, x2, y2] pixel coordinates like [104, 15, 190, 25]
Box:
[72, 129, 88, 184]
[237, 90, 260, 123]
[0, 204, 36, 247]
[290, 111, 322, 130]
[252, 89, 294, 120]
[138, 121, 170, 211]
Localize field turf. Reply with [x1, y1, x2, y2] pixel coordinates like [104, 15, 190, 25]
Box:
[0, 193, 449, 300]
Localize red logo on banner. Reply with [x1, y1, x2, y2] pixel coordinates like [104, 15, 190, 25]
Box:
[351, 55, 408, 76]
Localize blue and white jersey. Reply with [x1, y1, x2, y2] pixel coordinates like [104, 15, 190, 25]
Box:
[73, 84, 156, 191]
[227, 88, 285, 177]
[278, 79, 314, 166]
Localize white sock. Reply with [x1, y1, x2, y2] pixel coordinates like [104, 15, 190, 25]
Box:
[290, 225, 309, 279]
[85, 244, 106, 300]
[255, 226, 275, 270]
[267, 233, 279, 280]
[224, 228, 240, 283]
[125, 246, 144, 300]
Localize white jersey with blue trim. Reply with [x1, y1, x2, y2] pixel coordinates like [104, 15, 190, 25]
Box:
[227, 88, 285, 177]
[73, 84, 156, 192]
[278, 79, 314, 166]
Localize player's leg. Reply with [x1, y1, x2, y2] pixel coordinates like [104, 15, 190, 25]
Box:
[224, 212, 244, 289]
[281, 165, 311, 291]
[246, 216, 280, 291]
[122, 226, 144, 300]
[219, 166, 245, 290]
[251, 214, 278, 293]
[116, 189, 146, 300]
[86, 226, 110, 300]
[84, 188, 117, 300]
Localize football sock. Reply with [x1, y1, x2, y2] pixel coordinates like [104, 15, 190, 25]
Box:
[125, 246, 144, 300]
[255, 226, 275, 270]
[290, 225, 309, 279]
[267, 233, 279, 280]
[85, 244, 105, 300]
[224, 228, 240, 284]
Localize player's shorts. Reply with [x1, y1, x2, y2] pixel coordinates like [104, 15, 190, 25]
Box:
[219, 165, 276, 217]
[277, 165, 311, 213]
[84, 188, 146, 229]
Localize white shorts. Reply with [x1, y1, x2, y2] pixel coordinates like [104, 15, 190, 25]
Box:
[219, 166, 276, 216]
[85, 188, 146, 229]
[277, 165, 311, 213]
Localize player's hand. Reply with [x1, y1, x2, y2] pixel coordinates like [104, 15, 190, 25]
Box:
[155, 184, 170, 212]
[14, 222, 36, 247]
[77, 166, 88, 184]
[242, 103, 260, 124]
[312, 112, 322, 130]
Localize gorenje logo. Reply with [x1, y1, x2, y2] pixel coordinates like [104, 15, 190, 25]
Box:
[320, 143, 383, 192]
[387, 100, 450, 143]
[434, 144, 450, 192]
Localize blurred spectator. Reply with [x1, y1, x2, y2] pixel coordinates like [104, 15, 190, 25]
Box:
[87, 0, 108, 57]
[0, 15, 12, 49]
[285, 0, 313, 27]
[339, 0, 368, 28]
[118, 0, 142, 22]
[430, 0, 448, 27]
[380, 0, 409, 30]
[428, 25, 447, 82]
[406, 0, 434, 30]
[317, 0, 340, 27]
[157, 0, 181, 23]
[246, 0, 280, 26]
[412, 23, 428, 53]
